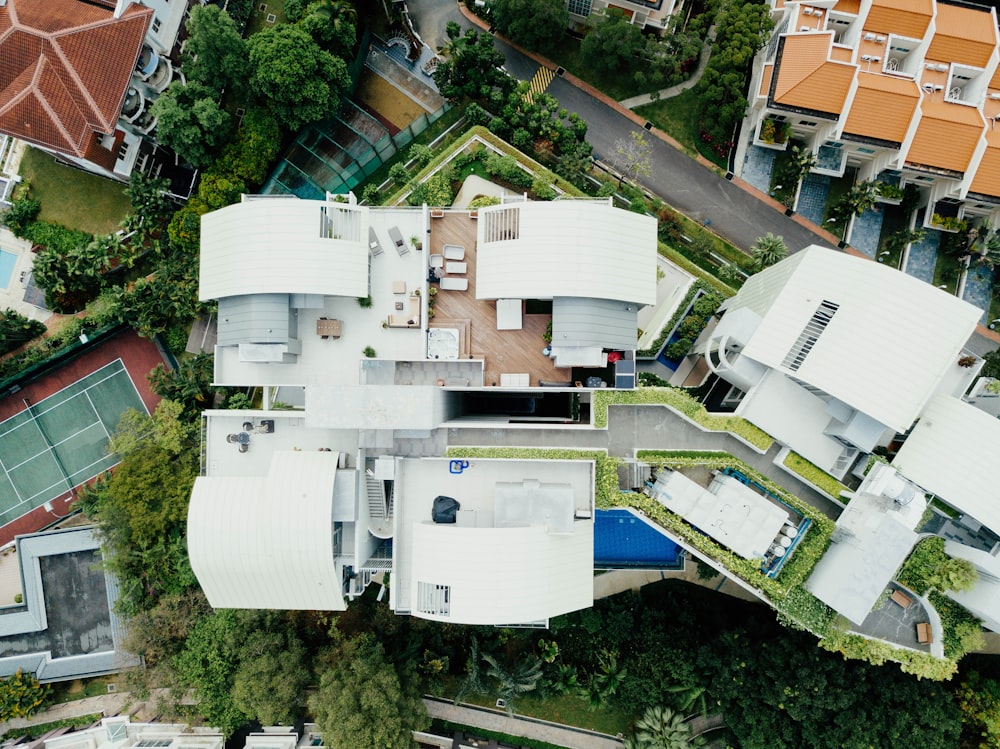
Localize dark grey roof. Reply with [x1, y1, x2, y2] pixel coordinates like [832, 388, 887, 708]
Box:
[551, 297, 639, 351]
[217, 294, 294, 346]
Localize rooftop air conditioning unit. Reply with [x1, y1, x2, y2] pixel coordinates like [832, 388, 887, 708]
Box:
[871, 56, 880, 63]
[875, 36, 886, 43]
[935, 63, 948, 72]
[861, 55, 872, 62]
[800, 26, 810, 32]
[864, 32, 877, 41]
[990, 93, 1000, 100]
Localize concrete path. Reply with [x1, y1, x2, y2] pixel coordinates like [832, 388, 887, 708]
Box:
[424, 697, 623, 749]
[619, 27, 716, 109]
[0, 689, 196, 736]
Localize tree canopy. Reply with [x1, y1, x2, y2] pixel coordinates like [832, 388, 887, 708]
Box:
[247, 25, 351, 131]
[490, 0, 568, 52]
[433, 28, 516, 108]
[310, 634, 429, 749]
[182, 6, 249, 96]
[580, 9, 647, 75]
[150, 81, 233, 168]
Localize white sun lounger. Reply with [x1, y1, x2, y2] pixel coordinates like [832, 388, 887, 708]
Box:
[440, 277, 468, 291]
[443, 244, 465, 261]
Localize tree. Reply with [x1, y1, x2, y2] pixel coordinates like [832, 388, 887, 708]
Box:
[248, 25, 351, 131]
[981, 349, 1000, 380]
[750, 232, 787, 270]
[0, 310, 46, 356]
[928, 557, 978, 593]
[232, 630, 311, 726]
[632, 705, 705, 749]
[299, 0, 357, 56]
[490, 0, 568, 51]
[150, 82, 232, 168]
[581, 9, 648, 75]
[182, 6, 249, 96]
[1, 196, 41, 236]
[481, 652, 543, 715]
[124, 173, 173, 230]
[956, 671, 1000, 749]
[613, 130, 653, 186]
[311, 634, 429, 749]
[148, 354, 220, 419]
[408, 173, 453, 207]
[833, 180, 879, 221]
[433, 29, 516, 106]
[776, 145, 816, 192]
[109, 399, 197, 458]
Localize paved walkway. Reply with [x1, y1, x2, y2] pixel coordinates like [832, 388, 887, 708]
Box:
[424, 697, 623, 749]
[619, 27, 716, 109]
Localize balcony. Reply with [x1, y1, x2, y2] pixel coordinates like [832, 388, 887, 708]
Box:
[755, 117, 791, 151]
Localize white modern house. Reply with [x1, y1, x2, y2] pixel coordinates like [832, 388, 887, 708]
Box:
[703, 245, 982, 479]
[187, 193, 653, 624]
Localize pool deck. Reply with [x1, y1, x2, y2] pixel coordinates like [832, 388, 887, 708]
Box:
[0, 227, 51, 323]
[594, 566, 761, 603]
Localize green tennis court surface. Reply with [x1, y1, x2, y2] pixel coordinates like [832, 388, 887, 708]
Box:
[0, 359, 146, 526]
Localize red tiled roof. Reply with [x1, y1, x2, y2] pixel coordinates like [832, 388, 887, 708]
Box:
[0, 0, 152, 158]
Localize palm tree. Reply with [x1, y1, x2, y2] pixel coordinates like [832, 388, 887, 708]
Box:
[750, 232, 788, 270]
[633, 705, 706, 749]
[586, 651, 628, 710]
[482, 652, 543, 715]
[833, 180, 879, 221]
[454, 638, 486, 704]
[975, 228, 1000, 270]
[665, 682, 709, 718]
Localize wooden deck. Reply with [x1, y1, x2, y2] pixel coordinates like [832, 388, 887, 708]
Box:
[427, 212, 569, 388]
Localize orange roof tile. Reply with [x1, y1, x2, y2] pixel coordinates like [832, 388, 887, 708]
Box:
[907, 100, 984, 174]
[970, 143, 1000, 199]
[759, 63, 773, 98]
[0, 0, 151, 158]
[830, 46, 852, 63]
[843, 72, 919, 143]
[772, 34, 855, 116]
[991, 68, 1000, 91]
[833, 0, 860, 15]
[927, 3, 996, 68]
[866, 0, 931, 39]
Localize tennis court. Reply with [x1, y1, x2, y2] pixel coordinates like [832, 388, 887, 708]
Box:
[0, 359, 145, 526]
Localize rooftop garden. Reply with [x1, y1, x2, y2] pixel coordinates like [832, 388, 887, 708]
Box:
[592, 387, 774, 452]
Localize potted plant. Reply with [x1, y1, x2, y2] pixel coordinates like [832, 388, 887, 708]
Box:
[410, 235, 423, 251]
[876, 183, 904, 203]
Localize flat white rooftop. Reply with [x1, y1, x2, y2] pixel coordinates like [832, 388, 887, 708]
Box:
[392, 458, 594, 625]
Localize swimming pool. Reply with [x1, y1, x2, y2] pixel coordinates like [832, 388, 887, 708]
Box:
[0, 250, 16, 289]
[594, 508, 684, 569]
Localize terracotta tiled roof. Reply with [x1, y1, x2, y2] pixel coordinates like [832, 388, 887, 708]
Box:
[0, 0, 152, 158]
[927, 3, 996, 69]
[758, 63, 773, 99]
[907, 99, 984, 174]
[832, 0, 860, 14]
[970, 141, 1000, 199]
[866, 0, 932, 39]
[772, 34, 855, 116]
[843, 72, 919, 144]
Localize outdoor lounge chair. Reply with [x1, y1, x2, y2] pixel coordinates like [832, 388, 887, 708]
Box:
[443, 244, 465, 261]
[440, 277, 468, 291]
[388, 226, 409, 256]
[368, 227, 384, 257]
[429, 254, 444, 268]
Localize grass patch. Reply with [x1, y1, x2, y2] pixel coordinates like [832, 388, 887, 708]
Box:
[47, 676, 118, 704]
[2, 714, 103, 741]
[246, 0, 287, 37]
[634, 88, 725, 168]
[18, 148, 131, 235]
[543, 35, 652, 101]
[592, 388, 774, 452]
[781, 451, 850, 502]
[442, 692, 629, 736]
[657, 243, 739, 295]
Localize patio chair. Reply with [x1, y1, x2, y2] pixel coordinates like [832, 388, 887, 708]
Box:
[368, 227, 384, 257]
[238, 442, 249, 453]
[429, 254, 444, 268]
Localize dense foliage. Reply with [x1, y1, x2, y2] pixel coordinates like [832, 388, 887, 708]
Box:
[434, 27, 517, 108]
[0, 671, 50, 721]
[489, 0, 567, 52]
[694, 0, 773, 159]
[0, 310, 46, 357]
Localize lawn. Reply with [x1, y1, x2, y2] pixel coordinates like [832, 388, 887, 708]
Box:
[246, 0, 287, 37]
[18, 147, 131, 235]
[633, 88, 726, 168]
[544, 36, 652, 102]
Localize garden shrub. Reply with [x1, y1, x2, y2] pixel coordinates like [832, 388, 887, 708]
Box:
[2, 197, 41, 236]
[929, 592, 985, 660]
[465, 102, 490, 127]
[0, 311, 46, 357]
[0, 670, 50, 721]
[663, 338, 692, 360]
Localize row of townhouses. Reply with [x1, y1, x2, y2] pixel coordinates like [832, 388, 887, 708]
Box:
[742, 0, 1000, 234]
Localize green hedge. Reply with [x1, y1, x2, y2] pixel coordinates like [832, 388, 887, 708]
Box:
[637, 282, 702, 357]
[2, 713, 102, 741]
[445, 447, 620, 506]
[929, 591, 985, 660]
[592, 387, 773, 451]
[817, 629, 957, 681]
[430, 719, 574, 749]
[657, 243, 738, 296]
[782, 451, 850, 502]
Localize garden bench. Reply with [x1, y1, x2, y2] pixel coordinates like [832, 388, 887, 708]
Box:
[916, 622, 933, 644]
[890, 590, 913, 609]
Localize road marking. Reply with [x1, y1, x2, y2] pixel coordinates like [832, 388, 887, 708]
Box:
[524, 66, 555, 104]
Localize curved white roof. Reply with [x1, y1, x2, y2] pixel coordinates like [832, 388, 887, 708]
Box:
[893, 395, 1000, 534]
[408, 522, 592, 625]
[474, 201, 656, 305]
[199, 199, 370, 301]
[187, 450, 346, 610]
[729, 246, 981, 431]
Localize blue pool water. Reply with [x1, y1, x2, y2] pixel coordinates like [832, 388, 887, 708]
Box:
[0, 250, 16, 289]
[594, 508, 684, 569]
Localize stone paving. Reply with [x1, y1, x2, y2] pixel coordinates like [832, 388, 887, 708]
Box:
[962, 262, 995, 324]
[904, 228, 941, 284]
[796, 173, 831, 226]
[740, 141, 777, 194]
[848, 205, 884, 258]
